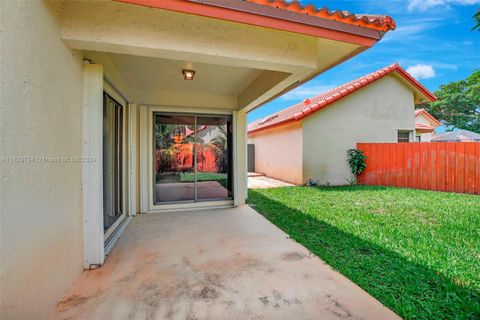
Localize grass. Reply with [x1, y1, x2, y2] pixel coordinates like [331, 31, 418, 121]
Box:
[248, 185, 480, 320]
[180, 172, 228, 188]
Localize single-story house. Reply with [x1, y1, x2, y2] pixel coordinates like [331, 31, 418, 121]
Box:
[415, 108, 441, 142]
[433, 129, 480, 142]
[248, 64, 436, 185]
[0, 0, 397, 318]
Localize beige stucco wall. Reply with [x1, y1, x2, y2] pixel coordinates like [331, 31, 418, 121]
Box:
[248, 122, 303, 184]
[416, 130, 433, 142]
[415, 113, 432, 126]
[302, 75, 415, 185]
[415, 113, 435, 142]
[0, 1, 84, 319]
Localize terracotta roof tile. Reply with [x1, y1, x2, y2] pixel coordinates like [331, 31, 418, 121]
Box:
[245, 0, 396, 32]
[248, 63, 437, 134]
[415, 123, 435, 131]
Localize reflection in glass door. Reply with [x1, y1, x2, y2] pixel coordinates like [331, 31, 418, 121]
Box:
[196, 116, 232, 200]
[154, 114, 196, 203]
[153, 113, 233, 204]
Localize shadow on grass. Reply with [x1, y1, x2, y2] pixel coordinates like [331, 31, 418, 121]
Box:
[248, 190, 480, 320]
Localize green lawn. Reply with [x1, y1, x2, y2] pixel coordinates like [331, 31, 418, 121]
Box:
[180, 172, 228, 188]
[248, 186, 480, 320]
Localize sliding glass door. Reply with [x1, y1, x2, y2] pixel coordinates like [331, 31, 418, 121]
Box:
[103, 93, 124, 231]
[153, 113, 233, 204]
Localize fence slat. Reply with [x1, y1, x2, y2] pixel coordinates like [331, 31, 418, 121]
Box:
[413, 143, 420, 189]
[465, 143, 476, 194]
[421, 144, 430, 190]
[445, 143, 456, 193]
[357, 142, 479, 195]
[437, 143, 446, 192]
[455, 143, 465, 194]
[398, 143, 406, 187]
[430, 143, 437, 190]
[476, 143, 480, 195]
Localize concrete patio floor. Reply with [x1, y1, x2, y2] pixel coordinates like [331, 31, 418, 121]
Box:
[248, 173, 295, 189]
[50, 206, 399, 320]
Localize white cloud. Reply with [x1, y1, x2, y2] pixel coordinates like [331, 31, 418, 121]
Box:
[406, 64, 437, 79]
[280, 85, 335, 101]
[407, 0, 480, 11]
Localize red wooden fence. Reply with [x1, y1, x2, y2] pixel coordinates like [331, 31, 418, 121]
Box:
[357, 142, 480, 195]
[156, 143, 218, 173]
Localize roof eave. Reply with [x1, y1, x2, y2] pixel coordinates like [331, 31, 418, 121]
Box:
[114, 0, 390, 47]
[416, 109, 442, 127]
[393, 66, 437, 103]
[248, 117, 299, 135]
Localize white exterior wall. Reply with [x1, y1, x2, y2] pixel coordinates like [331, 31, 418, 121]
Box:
[302, 75, 415, 185]
[0, 2, 84, 319]
[248, 122, 303, 185]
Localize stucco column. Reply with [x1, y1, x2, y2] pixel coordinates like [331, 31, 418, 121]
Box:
[82, 63, 105, 268]
[234, 110, 248, 206]
[127, 103, 138, 216]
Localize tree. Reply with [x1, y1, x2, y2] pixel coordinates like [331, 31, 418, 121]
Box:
[473, 9, 480, 31]
[421, 70, 480, 133]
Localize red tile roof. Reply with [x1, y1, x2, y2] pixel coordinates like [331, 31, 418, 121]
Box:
[248, 63, 437, 134]
[415, 123, 435, 132]
[415, 108, 441, 126]
[246, 0, 396, 32]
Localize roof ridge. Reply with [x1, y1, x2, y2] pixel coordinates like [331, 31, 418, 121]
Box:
[248, 63, 437, 134]
[291, 63, 400, 120]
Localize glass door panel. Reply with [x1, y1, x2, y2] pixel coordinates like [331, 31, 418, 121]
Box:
[195, 116, 233, 200]
[153, 113, 233, 204]
[153, 114, 196, 204]
[103, 94, 123, 231]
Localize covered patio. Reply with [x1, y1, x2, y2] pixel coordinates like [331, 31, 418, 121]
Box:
[0, 1, 398, 319]
[50, 206, 399, 320]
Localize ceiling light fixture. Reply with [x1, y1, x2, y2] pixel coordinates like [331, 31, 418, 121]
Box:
[183, 69, 195, 80]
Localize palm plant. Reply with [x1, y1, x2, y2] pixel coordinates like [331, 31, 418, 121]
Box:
[154, 124, 179, 173]
[210, 126, 228, 173]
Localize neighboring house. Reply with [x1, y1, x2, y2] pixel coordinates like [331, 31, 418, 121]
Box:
[433, 129, 480, 142]
[415, 108, 441, 142]
[248, 64, 436, 185]
[0, 0, 396, 318]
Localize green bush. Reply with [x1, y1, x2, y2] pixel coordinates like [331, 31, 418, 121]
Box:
[347, 148, 367, 177]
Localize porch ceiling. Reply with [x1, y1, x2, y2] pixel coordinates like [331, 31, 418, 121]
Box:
[107, 53, 262, 96]
[62, 1, 371, 112]
[85, 51, 268, 109]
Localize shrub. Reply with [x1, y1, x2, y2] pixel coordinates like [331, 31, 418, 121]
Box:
[347, 149, 367, 177]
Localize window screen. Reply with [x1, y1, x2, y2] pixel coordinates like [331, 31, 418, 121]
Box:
[398, 131, 411, 143]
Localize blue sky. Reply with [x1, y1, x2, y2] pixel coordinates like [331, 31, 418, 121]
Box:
[247, 0, 480, 125]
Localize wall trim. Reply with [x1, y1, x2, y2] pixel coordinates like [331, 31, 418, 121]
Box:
[82, 63, 105, 268]
[139, 105, 149, 213]
[139, 105, 239, 212]
[128, 103, 138, 216]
